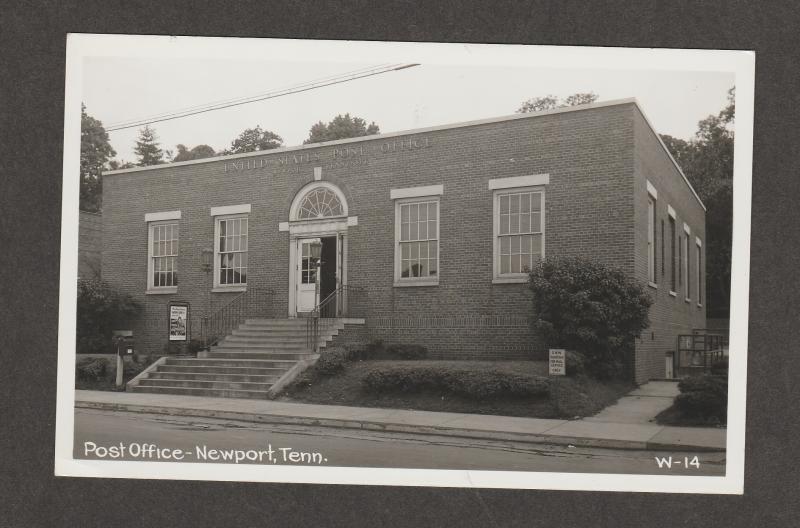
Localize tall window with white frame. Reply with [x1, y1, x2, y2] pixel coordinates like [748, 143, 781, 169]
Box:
[669, 215, 677, 293]
[682, 231, 690, 300]
[215, 215, 248, 288]
[397, 199, 439, 283]
[148, 221, 179, 291]
[495, 188, 544, 279]
[647, 194, 656, 285]
[696, 239, 703, 306]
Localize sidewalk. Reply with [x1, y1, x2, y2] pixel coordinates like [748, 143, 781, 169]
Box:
[74, 383, 726, 452]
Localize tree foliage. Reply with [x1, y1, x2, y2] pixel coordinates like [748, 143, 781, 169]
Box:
[304, 113, 380, 144]
[80, 104, 116, 212]
[134, 125, 164, 166]
[172, 143, 216, 162]
[517, 92, 598, 113]
[224, 126, 283, 155]
[528, 257, 653, 379]
[76, 279, 142, 354]
[661, 87, 734, 317]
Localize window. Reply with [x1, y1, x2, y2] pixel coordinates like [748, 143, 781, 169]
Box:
[669, 215, 677, 293]
[396, 199, 439, 284]
[297, 187, 344, 219]
[696, 238, 703, 306]
[682, 224, 691, 301]
[494, 188, 544, 281]
[647, 195, 656, 284]
[660, 220, 665, 278]
[214, 215, 248, 288]
[148, 221, 179, 292]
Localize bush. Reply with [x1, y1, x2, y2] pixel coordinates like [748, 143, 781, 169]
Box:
[675, 371, 728, 422]
[76, 279, 141, 354]
[528, 257, 653, 379]
[564, 350, 587, 377]
[362, 365, 550, 400]
[385, 344, 428, 360]
[315, 347, 351, 376]
[76, 357, 110, 381]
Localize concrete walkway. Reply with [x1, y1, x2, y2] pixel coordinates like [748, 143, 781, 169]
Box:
[74, 382, 726, 452]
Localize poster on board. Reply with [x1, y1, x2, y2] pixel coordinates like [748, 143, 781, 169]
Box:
[169, 304, 188, 341]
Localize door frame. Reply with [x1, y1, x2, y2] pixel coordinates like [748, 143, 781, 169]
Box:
[287, 220, 348, 317]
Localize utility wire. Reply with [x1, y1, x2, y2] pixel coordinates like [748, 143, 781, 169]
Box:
[106, 63, 419, 132]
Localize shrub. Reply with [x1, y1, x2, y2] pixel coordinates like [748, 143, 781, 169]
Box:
[528, 257, 653, 379]
[362, 365, 550, 399]
[315, 347, 351, 375]
[564, 350, 587, 377]
[76, 279, 141, 354]
[76, 357, 109, 381]
[675, 373, 728, 422]
[385, 344, 428, 360]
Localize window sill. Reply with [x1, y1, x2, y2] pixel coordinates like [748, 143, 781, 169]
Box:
[492, 277, 529, 284]
[685, 298, 691, 303]
[648, 282, 658, 290]
[146, 287, 177, 295]
[697, 303, 703, 308]
[393, 280, 439, 288]
[212, 286, 247, 293]
[669, 291, 677, 297]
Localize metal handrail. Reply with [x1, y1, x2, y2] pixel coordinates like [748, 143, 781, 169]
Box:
[201, 287, 274, 349]
[674, 331, 727, 372]
[306, 284, 365, 352]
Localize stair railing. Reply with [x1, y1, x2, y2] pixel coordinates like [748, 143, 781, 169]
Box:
[674, 330, 727, 374]
[201, 287, 274, 349]
[306, 285, 366, 353]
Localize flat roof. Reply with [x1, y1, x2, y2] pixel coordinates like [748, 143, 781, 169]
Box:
[102, 97, 704, 210]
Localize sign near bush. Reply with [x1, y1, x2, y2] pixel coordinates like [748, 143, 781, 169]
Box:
[549, 349, 566, 376]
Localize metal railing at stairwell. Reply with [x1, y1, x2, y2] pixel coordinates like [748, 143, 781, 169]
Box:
[306, 285, 366, 353]
[201, 287, 275, 349]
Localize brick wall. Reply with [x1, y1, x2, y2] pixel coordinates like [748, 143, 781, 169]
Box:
[103, 102, 698, 378]
[631, 107, 706, 382]
[78, 211, 102, 279]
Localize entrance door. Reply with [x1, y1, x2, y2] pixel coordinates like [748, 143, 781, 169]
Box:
[296, 236, 338, 313]
[296, 238, 320, 313]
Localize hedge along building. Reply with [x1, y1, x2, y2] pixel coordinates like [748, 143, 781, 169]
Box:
[101, 98, 705, 387]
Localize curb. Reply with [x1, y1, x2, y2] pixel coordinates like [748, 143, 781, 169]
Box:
[75, 400, 725, 452]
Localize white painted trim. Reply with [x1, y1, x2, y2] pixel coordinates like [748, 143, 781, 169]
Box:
[347, 216, 358, 227]
[695, 236, 702, 247]
[492, 186, 546, 281]
[144, 210, 181, 222]
[213, 213, 249, 289]
[146, 219, 180, 293]
[390, 185, 444, 200]
[145, 287, 177, 295]
[667, 205, 676, 219]
[646, 180, 658, 199]
[669, 290, 677, 297]
[393, 279, 439, 288]
[288, 219, 348, 237]
[289, 180, 348, 221]
[211, 286, 246, 293]
[210, 204, 251, 216]
[104, 98, 639, 176]
[648, 282, 658, 290]
[278, 222, 289, 232]
[313, 167, 322, 181]
[683, 222, 691, 235]
[488, 174, 549, 190]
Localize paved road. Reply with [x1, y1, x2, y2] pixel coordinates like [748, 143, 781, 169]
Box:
[74, 408, 725, 475]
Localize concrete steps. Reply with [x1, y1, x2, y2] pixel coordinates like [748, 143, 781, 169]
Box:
[128, 318, 347, 400]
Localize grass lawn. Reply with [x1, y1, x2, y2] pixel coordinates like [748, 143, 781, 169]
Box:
[280, 359, 634, 419]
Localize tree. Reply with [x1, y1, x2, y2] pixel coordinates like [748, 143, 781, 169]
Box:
[304, 113, 380, 144]
[660, 87, 734, 318]
[172, 144, 216, 162]
[517, 92, 598, 113]
[134, 125, 164, 166]
[76, 278, 141, 354]
[224, 126, 283, 155]
[529, 257, 653, 379]
[80, 104, 116, 212]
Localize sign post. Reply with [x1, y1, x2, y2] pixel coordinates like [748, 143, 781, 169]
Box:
[549, 349, 566, 376]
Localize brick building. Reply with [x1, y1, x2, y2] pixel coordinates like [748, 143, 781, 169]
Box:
[101, 99, 705, 384]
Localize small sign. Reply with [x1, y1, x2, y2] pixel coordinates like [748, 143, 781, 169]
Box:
[169, 304, 188, 341]
[549, 349, 566, 376]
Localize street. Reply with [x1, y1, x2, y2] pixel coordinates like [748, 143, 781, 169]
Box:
[74, 408, 725, 475]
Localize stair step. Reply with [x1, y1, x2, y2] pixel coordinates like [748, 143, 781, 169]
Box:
[147, 372, 282, 383]
[157, 365, 291, 375]
[207, 351, 315, 361]
[231, 329, 338, 338]
[130, 385, 269, 400]
[139, 378, 273, 390]
[165, 358, 290, 368]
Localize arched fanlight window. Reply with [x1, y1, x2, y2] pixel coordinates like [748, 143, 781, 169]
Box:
[296, 187, 345, 219]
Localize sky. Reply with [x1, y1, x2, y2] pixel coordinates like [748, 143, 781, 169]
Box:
[81, 45, 735, 163]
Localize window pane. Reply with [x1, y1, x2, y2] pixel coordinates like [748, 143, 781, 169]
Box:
[500, 195, 509, 213]
[500, 254, 510, 274]
[510, 194, 519, 214]
[500, 236, 510, 254]
[419, 204, 427, 222]
[419, 221, 428, 240]
[520, 192, 530, 213]
[219, 221, 227, 237]
[401, 223, 409, 241]
[511, 254, 521, 273]
[510, 213, 519, 234]
[520, 254, 531, 273]
[411, 221, 418, 241]
[520, 212, 530, 233]
[410, 243, 419, 260]
[532, 234, 542, 255]
[410, 204, 418, 223]
[428, 219, 437, 238]
[401, 261, 410, 278]
[401, 205, 410, 222]
[429, 259, 437, 276]
[428, 241, 437, 260]
[511, 235, 520, 255]
[499, 213, 509, 235]
[418, 259, 427, 277]
[531, 193, 541, 212]
[401, 243, 409, 259]
[531, 211, 541, 233]
[428, 202, 437, 221]
[419, 242, 428, 259]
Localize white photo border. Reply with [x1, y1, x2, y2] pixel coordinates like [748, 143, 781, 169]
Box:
[57, 34, 755, 494]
